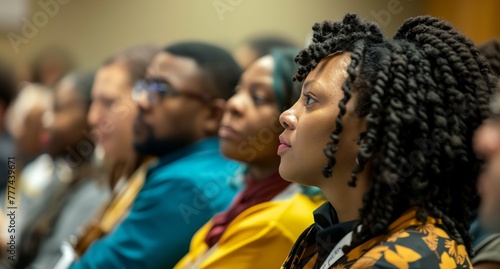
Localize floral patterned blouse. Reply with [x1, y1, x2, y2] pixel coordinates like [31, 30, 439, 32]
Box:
[281, 203, 472, 269]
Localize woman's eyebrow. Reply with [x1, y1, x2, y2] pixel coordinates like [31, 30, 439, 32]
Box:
[303, 80, 321, 92]
[241, 81, 271, 91]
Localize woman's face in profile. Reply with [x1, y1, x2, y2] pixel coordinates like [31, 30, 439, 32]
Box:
[219, 55, 282, 165]
[278, 52, 366, 187]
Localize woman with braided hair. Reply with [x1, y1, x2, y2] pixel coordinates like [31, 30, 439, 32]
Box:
[279, 13, 496, 269]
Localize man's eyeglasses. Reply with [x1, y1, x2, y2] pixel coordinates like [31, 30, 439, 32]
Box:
[132, 79, 213, 106]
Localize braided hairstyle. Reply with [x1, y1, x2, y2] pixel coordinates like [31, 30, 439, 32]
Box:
[294, 13, 495, 254]
[478, 39, 500, 76]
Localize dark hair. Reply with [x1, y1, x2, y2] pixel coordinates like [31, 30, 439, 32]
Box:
[294, 13, 496, 254]
[164, 42, 242, 100]
[247, 35, 298, 59]
[0, 62, 16, 111]
[478, 39, 500, 76]
[63, 71, 95, 111]
[270, 48, 302, 112]
[102, 45, 160, 85]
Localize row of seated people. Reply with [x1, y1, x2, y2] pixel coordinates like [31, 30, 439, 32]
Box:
[1, 13, 500, 269]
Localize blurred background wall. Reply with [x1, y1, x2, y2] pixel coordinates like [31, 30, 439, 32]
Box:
[0, 0, 498, 75]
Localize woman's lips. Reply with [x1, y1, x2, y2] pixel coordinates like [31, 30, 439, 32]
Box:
[277, 135, 291, 155]
[219, 125, 239, 139]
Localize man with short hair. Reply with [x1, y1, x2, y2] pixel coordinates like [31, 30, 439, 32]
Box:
[70, 42, 242, 269]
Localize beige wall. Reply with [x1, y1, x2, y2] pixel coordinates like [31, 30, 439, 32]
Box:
[1, 0, 424, 72]
[425, 0, 500, 44]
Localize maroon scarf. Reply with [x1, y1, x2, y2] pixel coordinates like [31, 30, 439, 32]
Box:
[204, 171, 291, 247]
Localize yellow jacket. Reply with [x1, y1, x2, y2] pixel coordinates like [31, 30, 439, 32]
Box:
[175, 193, 322, 269]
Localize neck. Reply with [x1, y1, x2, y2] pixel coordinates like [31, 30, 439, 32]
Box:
[248, 157, 281, 180]
[319, 170, 370, 223]
[121, 151, 139, 176]
[125, 148, 137, 166]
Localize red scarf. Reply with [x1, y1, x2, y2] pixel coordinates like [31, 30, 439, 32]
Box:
[204, 171, 291, 247]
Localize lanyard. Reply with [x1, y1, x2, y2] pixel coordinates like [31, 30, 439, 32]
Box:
[319, 231, 353, 269]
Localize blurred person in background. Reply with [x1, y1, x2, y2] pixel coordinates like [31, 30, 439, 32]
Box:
[28, 46, 75, 88]
[0, 62, 16, 264]
[58, 45, 160, 261]
[70, 42, 242, 269]
[472, 38, 500, 269]
[5, 84, 53, 171]
[14, 72, 110, 269]
[0, 62, 16, 193]
[233, 35, 297, 70]
[175, 48, 323, 269]
[2, 83, 54, 268]
[87, 45, 159, 187]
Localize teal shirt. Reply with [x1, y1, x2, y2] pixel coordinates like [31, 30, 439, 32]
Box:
[70, 138, 239, 269]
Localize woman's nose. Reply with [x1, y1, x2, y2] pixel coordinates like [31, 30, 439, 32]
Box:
[279, 108, 297, 130]
[226, 92, 247, 117]
[87, 103, 101, 128]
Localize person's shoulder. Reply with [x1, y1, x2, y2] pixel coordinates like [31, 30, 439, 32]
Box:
[472, 233, 500, 265]
[271, 193, 322, 222]
[352, 224, 472, 268]
[215, 196, 316, 247]
[147, 161, 237, 184]
[228, 194, 318, 234]
[149, 151, 239, 183]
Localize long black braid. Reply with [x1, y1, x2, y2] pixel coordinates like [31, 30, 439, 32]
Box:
[293, 14, 495, 255]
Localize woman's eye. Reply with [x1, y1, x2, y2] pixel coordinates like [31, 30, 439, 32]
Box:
[304, 94, 317, 106]
[102, 98, 116, 108]
[252, 95, 267, 104]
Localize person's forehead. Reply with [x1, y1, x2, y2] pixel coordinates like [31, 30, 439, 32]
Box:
[304, 52, 351, 88]
[93, 65, 130, 94]
[146, 52, 200, 84]
[96, 64, 128, 82]
[241, 55, 274, 82]
[56, 78, 76, 97]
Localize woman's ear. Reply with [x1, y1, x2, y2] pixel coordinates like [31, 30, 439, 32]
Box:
[203, 98, 226, 136]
